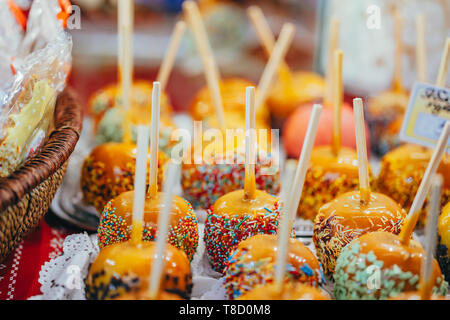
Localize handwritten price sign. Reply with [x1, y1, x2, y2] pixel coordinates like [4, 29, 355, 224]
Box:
[400, 82, 450, 150]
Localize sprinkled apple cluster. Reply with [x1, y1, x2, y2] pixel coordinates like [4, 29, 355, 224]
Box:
[97, 199, 199, 261]
[181, 152, 280, 209]
[203, 201, 281, 273]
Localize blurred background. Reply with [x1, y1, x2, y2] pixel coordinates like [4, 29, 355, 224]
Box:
[67, 0, 450, 113]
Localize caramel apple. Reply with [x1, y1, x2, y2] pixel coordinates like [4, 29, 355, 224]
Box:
[115, 290, 183, 300]
[98, 191, 198, 261]
[89, 81, 172, 134]
[224, 234, 324, 299]
[333, 231, 448, 300]
[267, 72, 325, 122]
[238, 282, 329, 300]
[376, 144, 450, 226]
[389, 292, 449, 300]
[437, 202, 450, 282]
[180, 135, 280, 209]
[85, 241, 192, 300]
[81, 143, 168, 212]
[313, 191, 406, 275]
[189, 77, 270, 129]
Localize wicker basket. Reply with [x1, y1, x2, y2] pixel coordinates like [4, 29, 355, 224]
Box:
[0, 88, 82, 262]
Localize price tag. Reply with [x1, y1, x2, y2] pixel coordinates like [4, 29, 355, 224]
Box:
[400, 82, 450, 150]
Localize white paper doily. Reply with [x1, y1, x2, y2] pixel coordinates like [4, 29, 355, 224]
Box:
[30, 233, 99, 300]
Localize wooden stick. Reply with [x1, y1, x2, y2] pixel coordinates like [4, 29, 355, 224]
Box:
[118, 0, 134, 144]
[274, 160, 297, 289]
[148, 82, 161, 197]
[148, 163, 179, 299]
[332, 50, 343, 156]
[393, 10, 404, 93]
[130, 126, 150, 244]
[353, 98, 371, 203]
[157, 21, 187, 92]
[255, 23, 295, 111]
[246, 6, 292, 82]
[419, 175, 442, 300]
[280, 159, 297, 204]
[183, 1, 225, 129]
[399, 122, 450, 245]
[244, 86, 256, 200]
[275, 104, 322, 290]
[287, 104, 323, 225]
[416, 15, 427, 82]
[324, 17, 340, 106]
[436, 38, 450, 87]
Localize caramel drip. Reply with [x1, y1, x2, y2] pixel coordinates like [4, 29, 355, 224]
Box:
[212, 190, 277, 217]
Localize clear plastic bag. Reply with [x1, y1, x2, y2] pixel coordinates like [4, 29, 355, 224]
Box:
[0, 0, 72, 177]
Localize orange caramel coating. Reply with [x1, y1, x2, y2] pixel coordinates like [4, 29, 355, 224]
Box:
[317, 192, 404, 231]
[81, 142, 168, 212]
[238, 282, 330, 300]
[368, 90, 409, 117]
[356, 232, 441, 276]
[224, 234, 324, 299]
[376, 144, 450, 225]
[115, 291, 183, 300]
[267, 71, 325, 119]
[89, 81, 172, 130]
[211, 189, 277, 217]
[389, 292, 449, 300]
[233, 234, 321, 271]
[309, 146, 359, 178]
[313, 191, 406, 275]
[297, 146, 366, 220]
[189, 77, 270, 128]
[350, 231, 443, 290]
[366, 90, 409, 155]
[85, 241, 192, 300]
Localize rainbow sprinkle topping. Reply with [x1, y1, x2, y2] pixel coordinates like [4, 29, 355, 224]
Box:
[97, 199, 199, 261]
[204, 201, 281, 273]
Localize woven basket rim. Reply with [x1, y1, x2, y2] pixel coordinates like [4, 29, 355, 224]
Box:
[0, 88, 82, 212]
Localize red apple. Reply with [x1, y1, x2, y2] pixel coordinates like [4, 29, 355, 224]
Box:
[282, 102, 371, 159]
